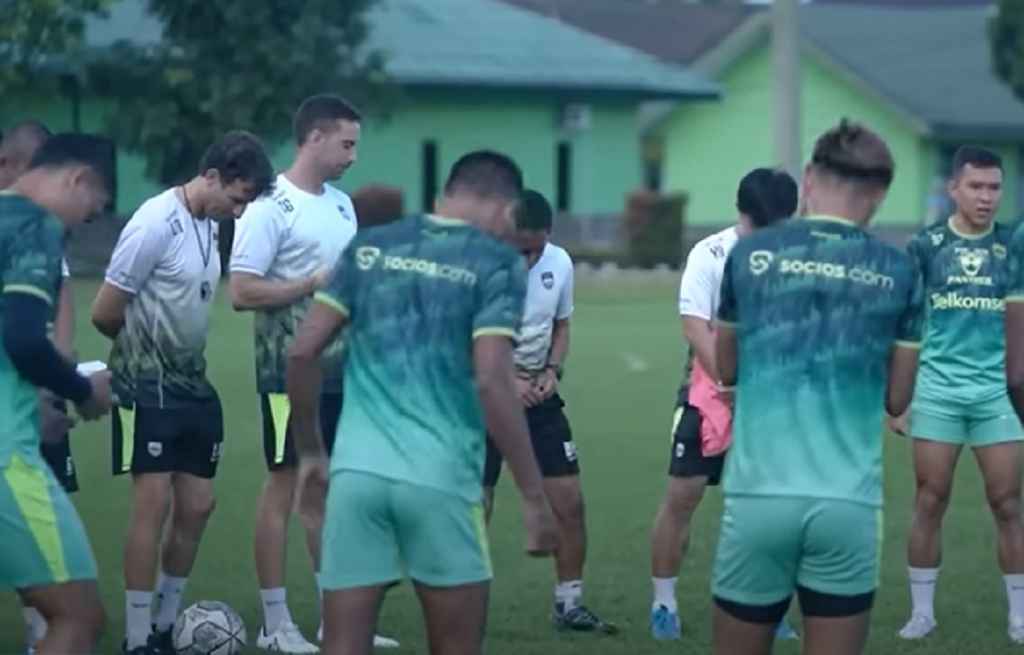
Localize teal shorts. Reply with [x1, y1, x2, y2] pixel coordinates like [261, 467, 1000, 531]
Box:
[911, 394, 1024, 447]
[0, 453, 97, 589]
[321, 470, 492, 589]
[712, 496, 882, 606]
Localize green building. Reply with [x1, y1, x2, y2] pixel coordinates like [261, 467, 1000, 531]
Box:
[2, 0, 716, 218]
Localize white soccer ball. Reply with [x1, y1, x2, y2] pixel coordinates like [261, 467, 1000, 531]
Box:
[173, 601, 247, 655]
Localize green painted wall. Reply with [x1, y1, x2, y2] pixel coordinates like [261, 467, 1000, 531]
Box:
[5, 88, 641, 217]
[661, 42, 1021, 229]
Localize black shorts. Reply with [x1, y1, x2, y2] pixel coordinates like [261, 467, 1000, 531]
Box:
[40, 434, 78, 494]
[261, 393, 342, 470]
[715, 586, 875, 623]
[668, 387, 725, 485]
[111, 396, 224, 479]
[483, 393, 579, 487]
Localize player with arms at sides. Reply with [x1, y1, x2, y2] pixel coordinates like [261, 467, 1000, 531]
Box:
[892, 147, 1024, 643]
[1003, 204, 1024, 644]
[91, 132, 274, 655]
[712, 120, 923, 655]
[229, 94, 396, 652]
[481, 188, 614, 634]
[0, 133, 115, 655]
[648, 167, 798, 641]
[0, 120, 83, 654]
[287, 150, 558, 655]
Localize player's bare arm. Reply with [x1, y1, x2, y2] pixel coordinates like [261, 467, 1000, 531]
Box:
[286, 301, 347, 458]
[683, 316, 719, 381]
[474, 334, 558, 556]
[887, 344, 921, 418]
[229, 270, 326, 311]
[54, 282, 75, 358]
[1006, 302, 1024, 423]
[536, 317, 569, 398]
[714, 323, 738, 388]
[90, 282, 133, 339]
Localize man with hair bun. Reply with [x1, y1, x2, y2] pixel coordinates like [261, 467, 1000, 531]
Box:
[710, 120, 923, 655]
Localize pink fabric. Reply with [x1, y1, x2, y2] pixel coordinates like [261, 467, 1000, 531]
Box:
[687, 359, 733, 456]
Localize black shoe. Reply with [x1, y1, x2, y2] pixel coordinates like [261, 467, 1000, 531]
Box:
[121, 639, 151, 655]
[148, 628, 175, 655]
[553, 605, 618, 635]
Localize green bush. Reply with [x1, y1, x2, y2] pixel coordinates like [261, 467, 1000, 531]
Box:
[623, 191, 687, 269]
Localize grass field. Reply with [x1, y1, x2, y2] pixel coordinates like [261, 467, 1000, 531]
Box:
[0, 276, 1015, 654]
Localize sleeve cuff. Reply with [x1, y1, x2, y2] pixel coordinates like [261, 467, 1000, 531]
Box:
[894, 340, 922, 350]
[1007, 295, 1024, 303]
[473, 327, 517, 339]
[3, 284, 53, 306]
[314, 292, 350, 317]
[103, 276, 138, 295]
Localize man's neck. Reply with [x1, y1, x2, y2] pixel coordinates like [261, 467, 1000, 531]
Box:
[285, 155, 327, 195]
[805, 199, 868, 228]
[951, 211, 991, 236]
[9, 173, 68, 226]
[179, 177, 208, 219]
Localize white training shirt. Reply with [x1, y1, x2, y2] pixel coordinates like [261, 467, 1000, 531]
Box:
[105, 188, 221, 405]
[514, 242, 574, 371]
[230, 173, 358, 280]
[678, 226, 739, 321]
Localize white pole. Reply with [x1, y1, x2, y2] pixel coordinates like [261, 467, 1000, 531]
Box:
[773, 0, 802, 178]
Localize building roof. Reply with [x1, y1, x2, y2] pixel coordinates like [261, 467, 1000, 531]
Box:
[510, 1, 1021, 139]
[498, 0, 755, 66]
[798, 4, 1022, 139]
[81, 0, 717, 100]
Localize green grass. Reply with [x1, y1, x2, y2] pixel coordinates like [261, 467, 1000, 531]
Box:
[0, 277, 1014, 654]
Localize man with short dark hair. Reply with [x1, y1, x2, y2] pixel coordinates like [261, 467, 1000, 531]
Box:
[92, 130, 274, 655]
[894, 145, 1024, 643]
[287, 150, 558, 655]
[229, 94, 398, 651]
[1, 132, 115, 655]
[481, 189, 615, 634]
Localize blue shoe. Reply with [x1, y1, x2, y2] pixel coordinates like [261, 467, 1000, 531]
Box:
[775, 619, 799, 640]
[650, 605, 681, 640]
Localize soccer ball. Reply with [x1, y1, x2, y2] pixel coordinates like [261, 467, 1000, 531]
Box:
[173, 601, 246, 655]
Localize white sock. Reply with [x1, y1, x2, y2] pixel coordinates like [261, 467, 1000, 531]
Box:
[23, 606, 47, 646]
[1005, 574, 1024, 620]
[261, 588, 291, 634]
[652, 577, 678, 613]
[154, 574, 188, 631]
[908, 567, 938, 620]
[125, 590, 153, 649]
[555, 580, 583, 613]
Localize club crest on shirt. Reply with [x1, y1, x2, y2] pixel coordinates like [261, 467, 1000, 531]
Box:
[930, 231, 944, 247]
[338, 205, 353, 222]
[169, 219, 183, 236]
[709, 243, 726, 259]
[948, 247, 993, 285]
[994, 243, 1007, 259]
[541, 271, 554, 290]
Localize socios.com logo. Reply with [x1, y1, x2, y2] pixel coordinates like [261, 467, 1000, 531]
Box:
[355, 246, 381, 271]
[749, 250, 774, 276]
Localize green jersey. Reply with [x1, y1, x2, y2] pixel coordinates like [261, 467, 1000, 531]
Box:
[316, 214, 527, 503]
[1008, 222, 1024, 302]
[908, 217, 1013, 405]
[718, 216, 922, 507]
[0, 192, 67, 466]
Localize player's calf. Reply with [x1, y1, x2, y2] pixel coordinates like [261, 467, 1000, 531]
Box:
[22, 580, 105, 655]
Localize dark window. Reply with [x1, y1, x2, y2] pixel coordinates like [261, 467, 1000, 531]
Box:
[556, 141, 572, 212]
[422, 140, 438, 213]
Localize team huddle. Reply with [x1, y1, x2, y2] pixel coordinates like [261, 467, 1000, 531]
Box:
[0, 96, 1022, 655]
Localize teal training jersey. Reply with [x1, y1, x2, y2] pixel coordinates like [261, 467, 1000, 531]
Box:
[0, 192, 66, 467]
[316, 214, 527, 503]
[909, 217, 1013, 405]
[1008, 221, 1024, 301]
[718, 216, 923, 506]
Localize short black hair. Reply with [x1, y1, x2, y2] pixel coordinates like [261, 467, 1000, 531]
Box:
[28, 133, 114, 193]
[737, 168, 798, 228]
[443, 150, 523, 202]
[199, 131, 274, 197]
[811, 119, 894, 189]
[952, 145, 1002, 176]
[294, 94, 362, 145]
[515, 189, 553, 231]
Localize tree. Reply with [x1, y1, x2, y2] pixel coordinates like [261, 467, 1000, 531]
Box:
[0, 0, 112, 93]
[87, 0, 390, 263]
[991, 1, 1024, 103]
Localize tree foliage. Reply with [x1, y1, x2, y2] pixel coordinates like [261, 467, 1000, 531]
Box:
[0, 0, 111, 93]
[88, 0, 389, 187]
[991, 0, 1024, 103]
